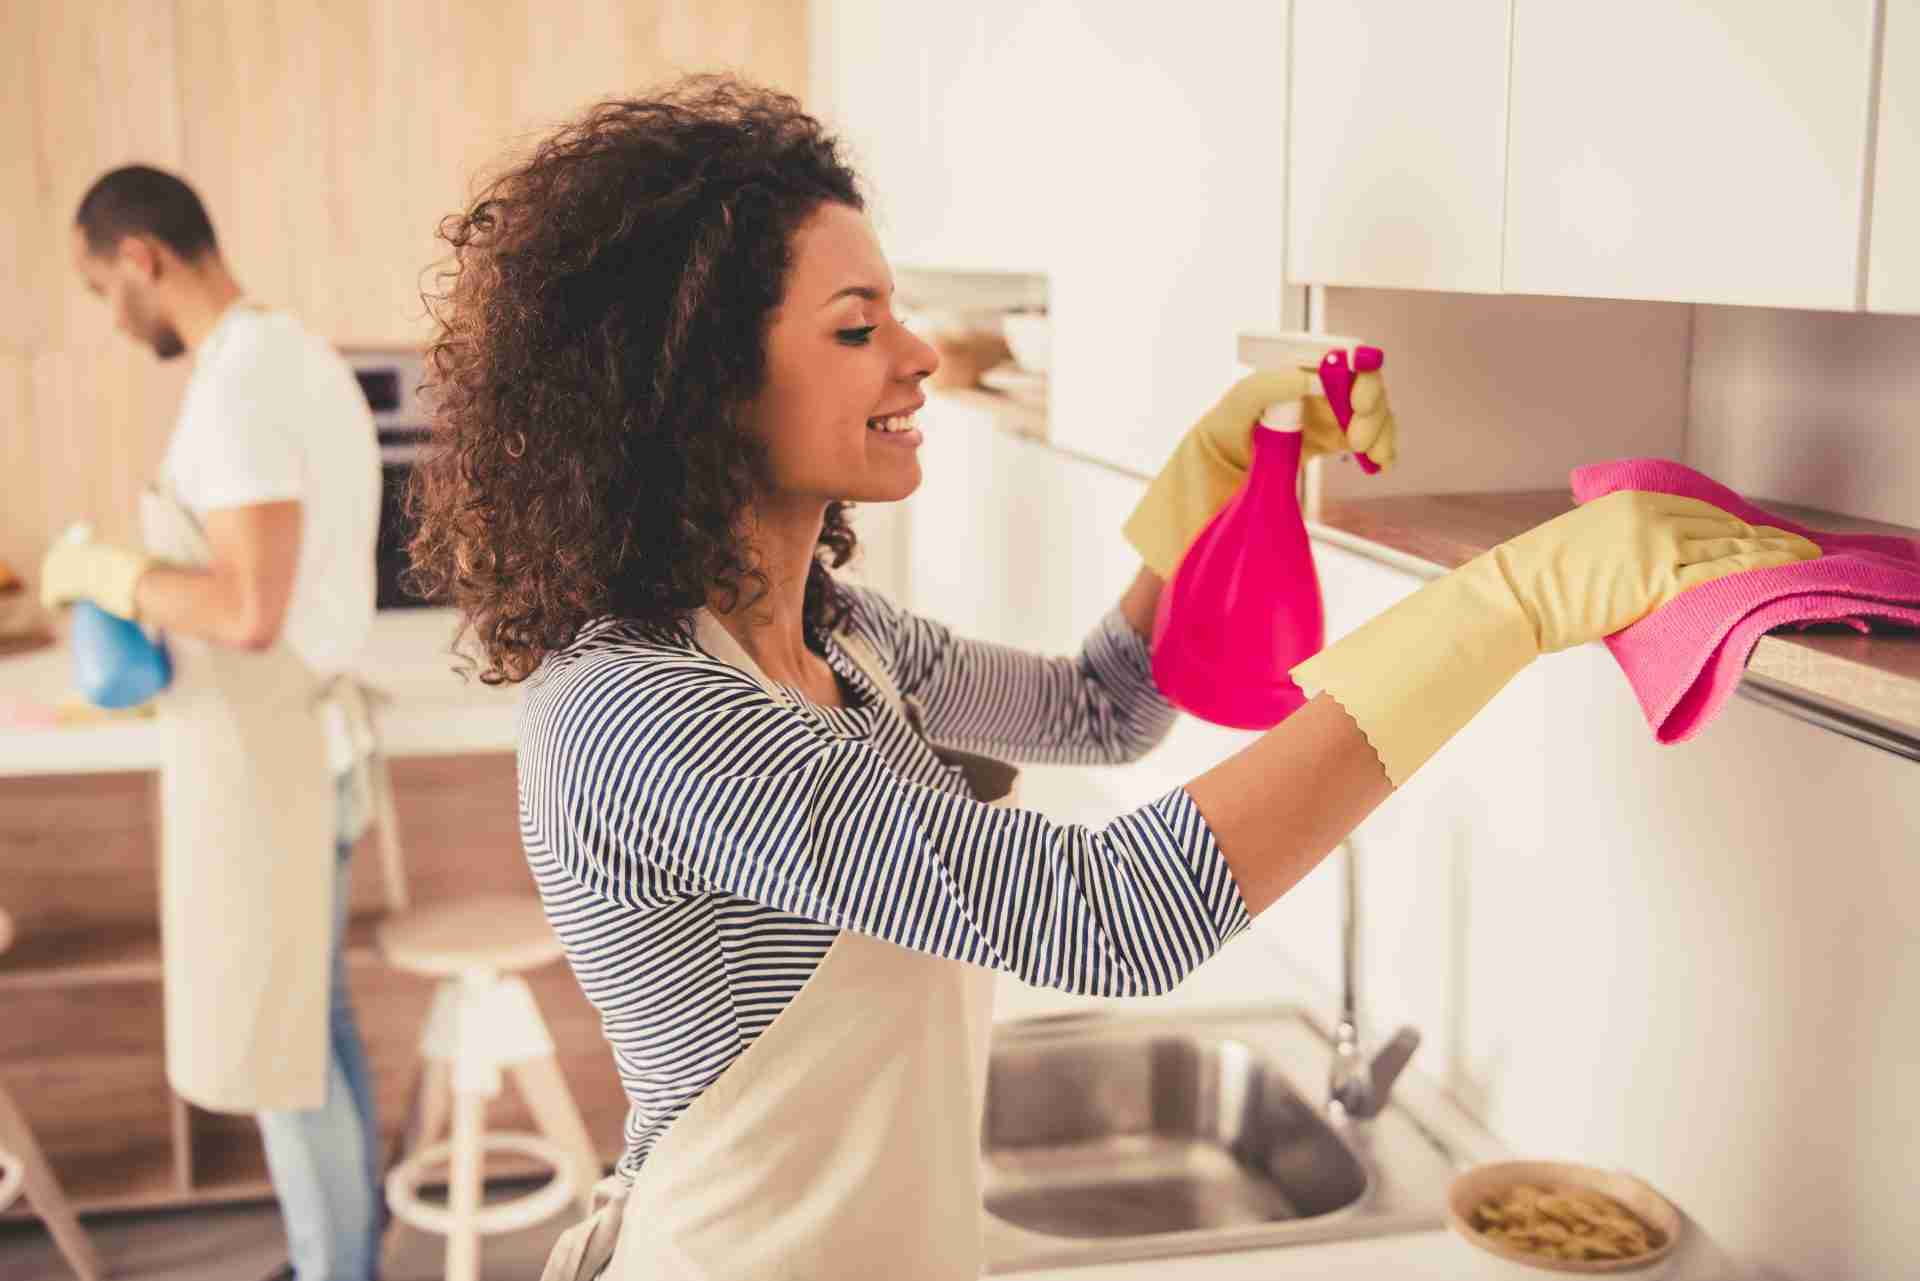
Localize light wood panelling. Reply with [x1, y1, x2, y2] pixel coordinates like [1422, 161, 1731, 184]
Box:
[19, 0, 185, 349]
[0, 5, 46, 352]
[0, 349, 38, 588]
[5, 0, 807, 591]
[6, 1, 189, 588]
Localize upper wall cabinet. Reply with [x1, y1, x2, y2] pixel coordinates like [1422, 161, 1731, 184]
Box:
[1502, 0, 1875, 309]
[1287, 0, 1512, 294]
[813, 0, 1059, 275]
[1869, 0, 1920, 313]
[818, 0, 1290, 479]
[1041, 2, 1291, 478]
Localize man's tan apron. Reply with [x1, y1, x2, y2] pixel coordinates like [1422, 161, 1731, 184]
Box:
[540, 610, 1018, 1281]
[141, 483, 337, 1113]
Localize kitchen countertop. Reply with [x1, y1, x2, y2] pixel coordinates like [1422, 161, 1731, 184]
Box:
[987, 977, 1750, 1281]
[1002, 1222, 1743, 1280]
[0, 609, 516, 776]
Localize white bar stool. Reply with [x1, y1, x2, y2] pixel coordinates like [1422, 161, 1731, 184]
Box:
[0, 906, 104, 1281]
[377, 894, 602, 1281]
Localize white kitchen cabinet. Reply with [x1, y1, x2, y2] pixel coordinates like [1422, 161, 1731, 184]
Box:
[1503, 0, 1876, 309]
[1869, 0, 1920, 313]
[902, 5, 1062, 275]
[813, 0, 1059, 274]
[1287, 0, 1512, 294]
[810, 0, 937, 260]
[1042, 2, 1292, 480]
[817, 0, 1291, 479]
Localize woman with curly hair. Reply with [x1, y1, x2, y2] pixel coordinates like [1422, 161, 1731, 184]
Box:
[408, 75, 1814, 1279]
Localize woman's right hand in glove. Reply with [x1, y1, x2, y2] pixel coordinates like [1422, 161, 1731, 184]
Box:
[1291, 491, 1820, 787]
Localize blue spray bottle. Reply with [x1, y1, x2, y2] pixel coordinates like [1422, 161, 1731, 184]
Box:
[60, 525, 172, 709]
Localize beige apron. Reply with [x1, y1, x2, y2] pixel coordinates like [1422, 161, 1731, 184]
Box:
[141, 483, 336, 1113]
[540, 611, 1018, 1281]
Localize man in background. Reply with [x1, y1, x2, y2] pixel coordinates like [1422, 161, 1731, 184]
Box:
[44, 165, 383, 1281]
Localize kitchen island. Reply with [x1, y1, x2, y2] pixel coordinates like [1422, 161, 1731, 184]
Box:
[0, 609, 629, 1217]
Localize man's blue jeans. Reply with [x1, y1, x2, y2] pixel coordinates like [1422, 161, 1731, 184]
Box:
[255, 773, 385, 1281]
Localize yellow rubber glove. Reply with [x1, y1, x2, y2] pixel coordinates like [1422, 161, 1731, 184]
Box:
[39, 533, 153, 620]
[1291, 490, 1821, 788]
[1125, 368, 1397, 578]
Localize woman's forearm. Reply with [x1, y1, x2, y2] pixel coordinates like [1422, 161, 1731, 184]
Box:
[1120, 559, 1391, 916]
[1118, 563, 1164, 639]
[1183, 693, 1392, 915]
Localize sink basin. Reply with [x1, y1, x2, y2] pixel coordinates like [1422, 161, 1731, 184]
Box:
[984, 1033, 1368, 1236]
[980, 1006, 1463, 1273]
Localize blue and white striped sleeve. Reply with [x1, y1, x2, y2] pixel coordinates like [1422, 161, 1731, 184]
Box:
[841, 585, 1178, 767]
[520, 655, 1251, 996]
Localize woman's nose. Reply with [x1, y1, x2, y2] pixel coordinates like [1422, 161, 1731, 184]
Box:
[899, 326, 938, 383]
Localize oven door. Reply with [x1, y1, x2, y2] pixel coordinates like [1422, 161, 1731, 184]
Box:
[376, 438, 434, 609]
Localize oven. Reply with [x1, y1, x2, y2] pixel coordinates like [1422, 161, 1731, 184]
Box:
[345, 347, 436, 610]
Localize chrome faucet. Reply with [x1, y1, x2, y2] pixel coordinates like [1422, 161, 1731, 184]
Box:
[1327, 836, 1421, 1121]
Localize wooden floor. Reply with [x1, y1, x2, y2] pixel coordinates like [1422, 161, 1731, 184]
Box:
[0, 1188, 574, 1281]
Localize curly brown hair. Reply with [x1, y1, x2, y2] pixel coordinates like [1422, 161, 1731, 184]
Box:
[406, 76, 867, 684]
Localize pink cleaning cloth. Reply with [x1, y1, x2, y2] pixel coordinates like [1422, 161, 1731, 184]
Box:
[1570, 458, 1920, 743]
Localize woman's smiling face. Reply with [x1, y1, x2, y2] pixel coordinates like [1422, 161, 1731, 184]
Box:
[744, 201, 940, 505]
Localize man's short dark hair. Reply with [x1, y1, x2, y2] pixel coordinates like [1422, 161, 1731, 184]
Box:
[74, 164, 219, 260]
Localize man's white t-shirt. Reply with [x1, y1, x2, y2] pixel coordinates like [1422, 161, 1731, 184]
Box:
[162, 305, 380, 766]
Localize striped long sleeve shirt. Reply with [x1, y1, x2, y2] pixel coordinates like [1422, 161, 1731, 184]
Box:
[517, 583, 1252, 1178]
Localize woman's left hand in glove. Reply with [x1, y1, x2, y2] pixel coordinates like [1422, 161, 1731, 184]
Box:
[1123, 367, 1398, 578]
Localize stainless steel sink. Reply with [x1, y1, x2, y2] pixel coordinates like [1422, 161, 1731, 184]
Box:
[980, 1006, 1464, 1272]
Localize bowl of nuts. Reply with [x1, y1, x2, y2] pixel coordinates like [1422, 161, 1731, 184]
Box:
[1448, 1160, 1682, 1276]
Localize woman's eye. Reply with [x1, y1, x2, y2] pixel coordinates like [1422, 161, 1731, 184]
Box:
[837, 326, 878, 346]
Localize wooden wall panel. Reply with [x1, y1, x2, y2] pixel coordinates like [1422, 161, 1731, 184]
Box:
[29, 345, 188, 550]
[0, 5, 47, 352]
[28, 0, 186, 349]
[0, 351, 37, 588]
[5, 1, 187, 586]
[3, 0, 807, 594]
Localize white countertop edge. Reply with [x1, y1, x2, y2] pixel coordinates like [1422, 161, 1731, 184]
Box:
[0, 608, 523, 778]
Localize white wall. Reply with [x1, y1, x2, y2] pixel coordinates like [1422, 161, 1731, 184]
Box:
[1316, 288, 1694, 500]
[1687, 305, 1920, 528]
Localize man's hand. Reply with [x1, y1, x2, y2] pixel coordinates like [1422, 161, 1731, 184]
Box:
[40, 534, 153, 619]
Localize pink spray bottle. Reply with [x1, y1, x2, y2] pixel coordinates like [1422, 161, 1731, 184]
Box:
[1149, 337, 1385, 731]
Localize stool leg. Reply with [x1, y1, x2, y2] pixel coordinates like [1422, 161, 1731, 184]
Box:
[508, 1056, 604, 1216]
[410, 1059, 454, 1159]
[381, 1057, 453, 1273]
[445, 1090, 486, 1281]
[0, 1079, 103, 1281]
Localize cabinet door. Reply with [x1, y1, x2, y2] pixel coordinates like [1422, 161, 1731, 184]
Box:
[1287, 0, 1512, 293]
[1044, 1, 1292, 480]
[1869, 0, 1920, 313]
[813, 0, 937, 263]
[1504, 0, 1875, 309]
[902, 3, 1062, 275]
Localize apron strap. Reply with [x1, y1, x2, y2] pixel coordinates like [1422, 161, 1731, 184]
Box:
[836, 627, 1018, 805]
[318, 674, 409, 913]
[690, 609, 1017, 806]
